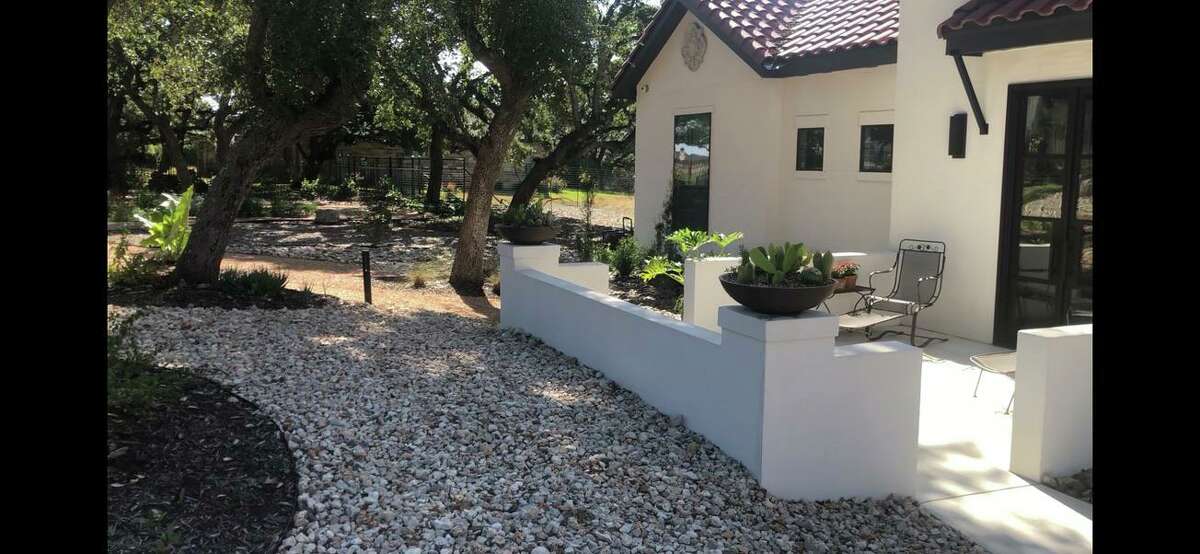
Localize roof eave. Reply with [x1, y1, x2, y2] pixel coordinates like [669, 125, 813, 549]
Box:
[765, 42, 898, 78]
[942, 10, 1092, 55]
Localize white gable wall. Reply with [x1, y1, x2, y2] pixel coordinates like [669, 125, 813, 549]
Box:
[775, 66, 896, 251]
[891, 0, 1092, 343]
[633, 10, 897, 255]
[633, 12, 782, 248]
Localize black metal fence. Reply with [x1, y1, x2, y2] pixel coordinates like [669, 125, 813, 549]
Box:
[331, 155, 471, 196]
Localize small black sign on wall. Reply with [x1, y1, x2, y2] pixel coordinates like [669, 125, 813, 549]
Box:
[949, 113, 967, 158]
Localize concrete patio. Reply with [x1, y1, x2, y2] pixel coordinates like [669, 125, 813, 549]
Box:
[837, 325, 1093, 553]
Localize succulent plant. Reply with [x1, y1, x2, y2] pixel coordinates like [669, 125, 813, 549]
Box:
[811, 250, 834, 281]
[798, 266, 826, 286]
[747, 242, 810, 286]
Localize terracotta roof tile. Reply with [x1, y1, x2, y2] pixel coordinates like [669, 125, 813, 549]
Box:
[680, 0, 898, 67]
[938, 0, 1092, 37]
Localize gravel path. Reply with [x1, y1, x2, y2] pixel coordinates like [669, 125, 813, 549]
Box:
[224, 221, 488, 279]
[113, 302, 981, 553]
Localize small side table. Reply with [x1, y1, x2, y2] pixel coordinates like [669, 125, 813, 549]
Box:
[822, 285, 875, 314]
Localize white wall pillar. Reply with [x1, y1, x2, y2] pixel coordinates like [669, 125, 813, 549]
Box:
[1010, 324, 1093, 482]
[719, 306, 922, 499]
[683, 256, 739, 332]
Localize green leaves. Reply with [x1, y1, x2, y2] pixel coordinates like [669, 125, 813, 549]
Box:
[500, 197, 556, 227]
[745, 242, 810, 285]
[639, 255, 683, 286]
[665, 228, 744, 259]
[134, 185, 194, 262]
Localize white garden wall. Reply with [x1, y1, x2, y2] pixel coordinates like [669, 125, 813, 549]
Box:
[500, 243, 923, 500]
[1010, 324, 1093, 482]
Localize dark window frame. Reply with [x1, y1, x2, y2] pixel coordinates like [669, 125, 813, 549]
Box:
[859, 124, 894, 173]
[795, 127, 825, 171]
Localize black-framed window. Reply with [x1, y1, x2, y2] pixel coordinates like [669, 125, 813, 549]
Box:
[859, 124, 894, 173]
[795, 127, 824, 171]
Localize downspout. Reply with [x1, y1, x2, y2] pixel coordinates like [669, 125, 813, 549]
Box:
[952, 52, 989, 135]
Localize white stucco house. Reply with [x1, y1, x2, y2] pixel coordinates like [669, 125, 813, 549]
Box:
[613, 0, 1092, 347]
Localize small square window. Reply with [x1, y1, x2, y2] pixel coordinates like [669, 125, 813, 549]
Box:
[795, 127, 824, 171]
[859, 124, 894, 173]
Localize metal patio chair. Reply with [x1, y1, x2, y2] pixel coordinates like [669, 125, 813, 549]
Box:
[838, 239, 949, 348]
[970, 351, 1017, 414]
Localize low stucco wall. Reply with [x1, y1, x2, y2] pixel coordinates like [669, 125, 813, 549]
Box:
[500, 243, 923, 500]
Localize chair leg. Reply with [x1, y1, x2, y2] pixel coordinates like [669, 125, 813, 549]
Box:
[973, 369, 983, 398]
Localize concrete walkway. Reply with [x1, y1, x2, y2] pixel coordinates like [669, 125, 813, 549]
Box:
[838, 328, 1092, 553]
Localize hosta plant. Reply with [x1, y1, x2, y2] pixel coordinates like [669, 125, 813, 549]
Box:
[134, 185, 194, 261]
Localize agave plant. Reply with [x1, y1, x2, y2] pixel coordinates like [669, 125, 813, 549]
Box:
[134, 185, 195, 262]
[746, 242, 810, 285]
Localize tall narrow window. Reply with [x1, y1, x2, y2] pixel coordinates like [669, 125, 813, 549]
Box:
[671, 113, 711, 231]
[859, 124, 894, 172]
[795, 127, 824, 171]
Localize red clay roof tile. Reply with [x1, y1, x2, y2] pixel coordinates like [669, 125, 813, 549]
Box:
[937, 0, 1092, 38]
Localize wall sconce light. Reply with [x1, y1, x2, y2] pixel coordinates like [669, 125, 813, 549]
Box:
[948, 113, 967, 159]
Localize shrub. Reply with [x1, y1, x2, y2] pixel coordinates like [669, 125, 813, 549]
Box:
[544, 175, 566, 194]
[607, 236, 645, 278]
[431, 194, 466, 218]
[410, 272, 427, 289]
[217, 267, 289, 298]
[239, 197, 268, 218]
[107, 311, 180, 413]
[134, 186, 195, 262]
[108, 236, 168, 288]
[333, 175, 360, 200]
[107, 192, 136, 222]
[299, 178, 321, 200]
[269, 195, 316, 217]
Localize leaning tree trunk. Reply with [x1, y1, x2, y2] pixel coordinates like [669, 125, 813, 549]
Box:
[449, 92, 532, 294]
[175, 124, 283, 284]
[507, 118, 606, 210]
[424, 126, 444, 207]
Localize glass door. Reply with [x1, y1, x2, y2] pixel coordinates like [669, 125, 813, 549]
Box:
[996, 80, 1092, 347]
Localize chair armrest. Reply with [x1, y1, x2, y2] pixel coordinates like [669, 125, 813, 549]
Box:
[868, 267, 895, 290]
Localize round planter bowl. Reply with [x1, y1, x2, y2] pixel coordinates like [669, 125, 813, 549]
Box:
[497, 224, 557, 245]
[718, 273, 837, 316]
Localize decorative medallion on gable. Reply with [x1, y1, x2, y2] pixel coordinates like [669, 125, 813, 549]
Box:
[681, 21, 706, 72]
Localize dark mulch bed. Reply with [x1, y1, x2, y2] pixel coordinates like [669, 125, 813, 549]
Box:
[608, 274, 681, 314]
[1042, 468, 1092, 504]
[108, 282, 332, 310]
[107, 369, 298, 553]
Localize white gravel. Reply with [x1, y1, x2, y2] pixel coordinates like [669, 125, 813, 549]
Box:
[224, 221, 499, 278]
[111, 302, 982, 553]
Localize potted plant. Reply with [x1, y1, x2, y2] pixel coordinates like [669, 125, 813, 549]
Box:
[496, 198, 558, 245]
[832, 261, 861, 291]
[718, 243, 837, 315]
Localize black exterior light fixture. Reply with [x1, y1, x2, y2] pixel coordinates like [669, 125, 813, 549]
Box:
[948, 112, 967, 158]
